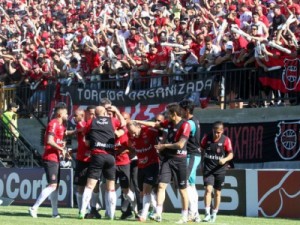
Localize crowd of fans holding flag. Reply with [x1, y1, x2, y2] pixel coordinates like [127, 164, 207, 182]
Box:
[0, 0, 300, 110]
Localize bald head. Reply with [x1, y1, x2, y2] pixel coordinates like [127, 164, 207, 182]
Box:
[95, 106, 107, 117]
[121, 111, 131, 124]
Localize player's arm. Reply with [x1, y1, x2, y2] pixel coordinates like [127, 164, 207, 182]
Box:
[155, 136, 188, 152]
[133, 120, 159, 128]
[115, 127, 125, 138]
[155, 122, 190, 151]
[47, 133, 66, 153]
[109, 105, 126, 127]
[219, 137, 234, 165]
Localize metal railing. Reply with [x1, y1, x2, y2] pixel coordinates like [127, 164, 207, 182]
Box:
[0, 113, 42, 168]
[6, 65, 300, 117]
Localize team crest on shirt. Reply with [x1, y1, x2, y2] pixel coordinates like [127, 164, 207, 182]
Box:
[51, 174, 56, 181]
[282, 59, 300, 91]
[217, 148, 221, 153]
[218, 143, 223, 146]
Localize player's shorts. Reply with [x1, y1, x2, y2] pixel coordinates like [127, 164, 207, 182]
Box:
[44, 160, 60, 184]
[138, 163, 159, 191]
[116, 164, 130, 189]
[203, 173, 225, 191]
[74, 160, 89, 186]
[88, 154, 116, 181]
[187, 154, 201, 185]
[159, 157, 187, 189]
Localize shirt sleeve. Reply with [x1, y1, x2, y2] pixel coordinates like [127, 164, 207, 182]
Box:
[224, 136, 233, 153]
[180, 121, 191, 139]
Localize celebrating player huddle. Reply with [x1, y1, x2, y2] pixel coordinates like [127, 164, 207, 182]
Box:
[28, 99, 233, 223]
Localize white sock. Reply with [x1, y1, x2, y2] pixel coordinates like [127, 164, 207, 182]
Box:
[105, 191, 110, 217]
[76, 193, 82, 211]
[107, 190, 116, 219]
[205, 207, 211, 215]
[212, 209, 218, 215]
[125, 190, 137, 212]
[150, 191, 157, 211]
[80, 187, 93, 214]
[182, 209, 188, 218]
[141, 194, 151, 218]
[188, 185, 199, 215]
[50, 190, 59, 216]
[32, 186, 56, 210]
[156, 205, 163, 215]
[91, 192, 99, 208]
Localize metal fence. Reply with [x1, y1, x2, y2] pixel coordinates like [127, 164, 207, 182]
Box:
[3, 65, 300, 118]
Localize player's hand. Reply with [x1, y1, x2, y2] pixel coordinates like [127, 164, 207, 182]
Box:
[219, 158, 227, 165]
[155, 144, 165, 152]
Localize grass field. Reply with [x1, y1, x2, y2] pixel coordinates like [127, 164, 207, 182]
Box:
[0, 206, 299, 225]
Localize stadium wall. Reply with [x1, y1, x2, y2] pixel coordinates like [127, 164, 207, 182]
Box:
[0, 168, 299, 219]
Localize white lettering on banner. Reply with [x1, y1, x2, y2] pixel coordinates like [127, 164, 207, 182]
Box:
[144, 104, 159, 120]
[166, 186, 181, 209]
[1, 172, 67, 201]
[167, 175, 239, 211]
[222, 176, 239, 210]
[0, 179, 3, 196]
[77, 79, 213, 103]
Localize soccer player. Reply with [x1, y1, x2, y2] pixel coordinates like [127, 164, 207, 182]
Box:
[200, 121, 234, 223]
[179, 99, 201, 222]
[127, 121, 160, 222]
[29, 104, 69, 218]
[69, 106, 101, 219]
[136, 103, 191, 223]
[114, 113, 137, 219]
[78, 105, 124, 220]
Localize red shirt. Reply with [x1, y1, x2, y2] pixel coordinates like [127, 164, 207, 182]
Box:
[156, 45, 172, 67]
[43, 118, 66, 162]
[129, 126, 160, 168]
[83, 51, 101, 71]
[76, 120, 91, 162]
[115, 127, 131, 166]
[146, 52, 158, 69]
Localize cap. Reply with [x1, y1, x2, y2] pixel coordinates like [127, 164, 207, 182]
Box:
[180, 20, 187, 24]
[8, 102, 19, 109]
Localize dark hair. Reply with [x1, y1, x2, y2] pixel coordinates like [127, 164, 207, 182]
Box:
[99, 98, 112, 106]
[213, 121, 224, 129]
[166, 103, 183, 117]
[179, 99, 195, 114]
[86, 105, 96, 111]
[204, 36, 212, 43]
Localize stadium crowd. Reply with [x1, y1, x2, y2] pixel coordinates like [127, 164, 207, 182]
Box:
[0, 0, 300, 109]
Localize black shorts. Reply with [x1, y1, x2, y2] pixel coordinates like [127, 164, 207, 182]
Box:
[138, 163, 159, 191]
[159, 157, 187, 189]
[116, 164, 130, 189]
[88, 154, 116, 181]
[203, 173, 225, 191]
[44, 160, 60, 185]
[74, 160, 89, 186]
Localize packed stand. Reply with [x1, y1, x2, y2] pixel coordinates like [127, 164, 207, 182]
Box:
[0, 0, 300, 111]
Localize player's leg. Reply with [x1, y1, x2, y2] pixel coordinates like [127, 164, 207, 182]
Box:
[29, 161, 59, 218]
[203, 174, 214, 222]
